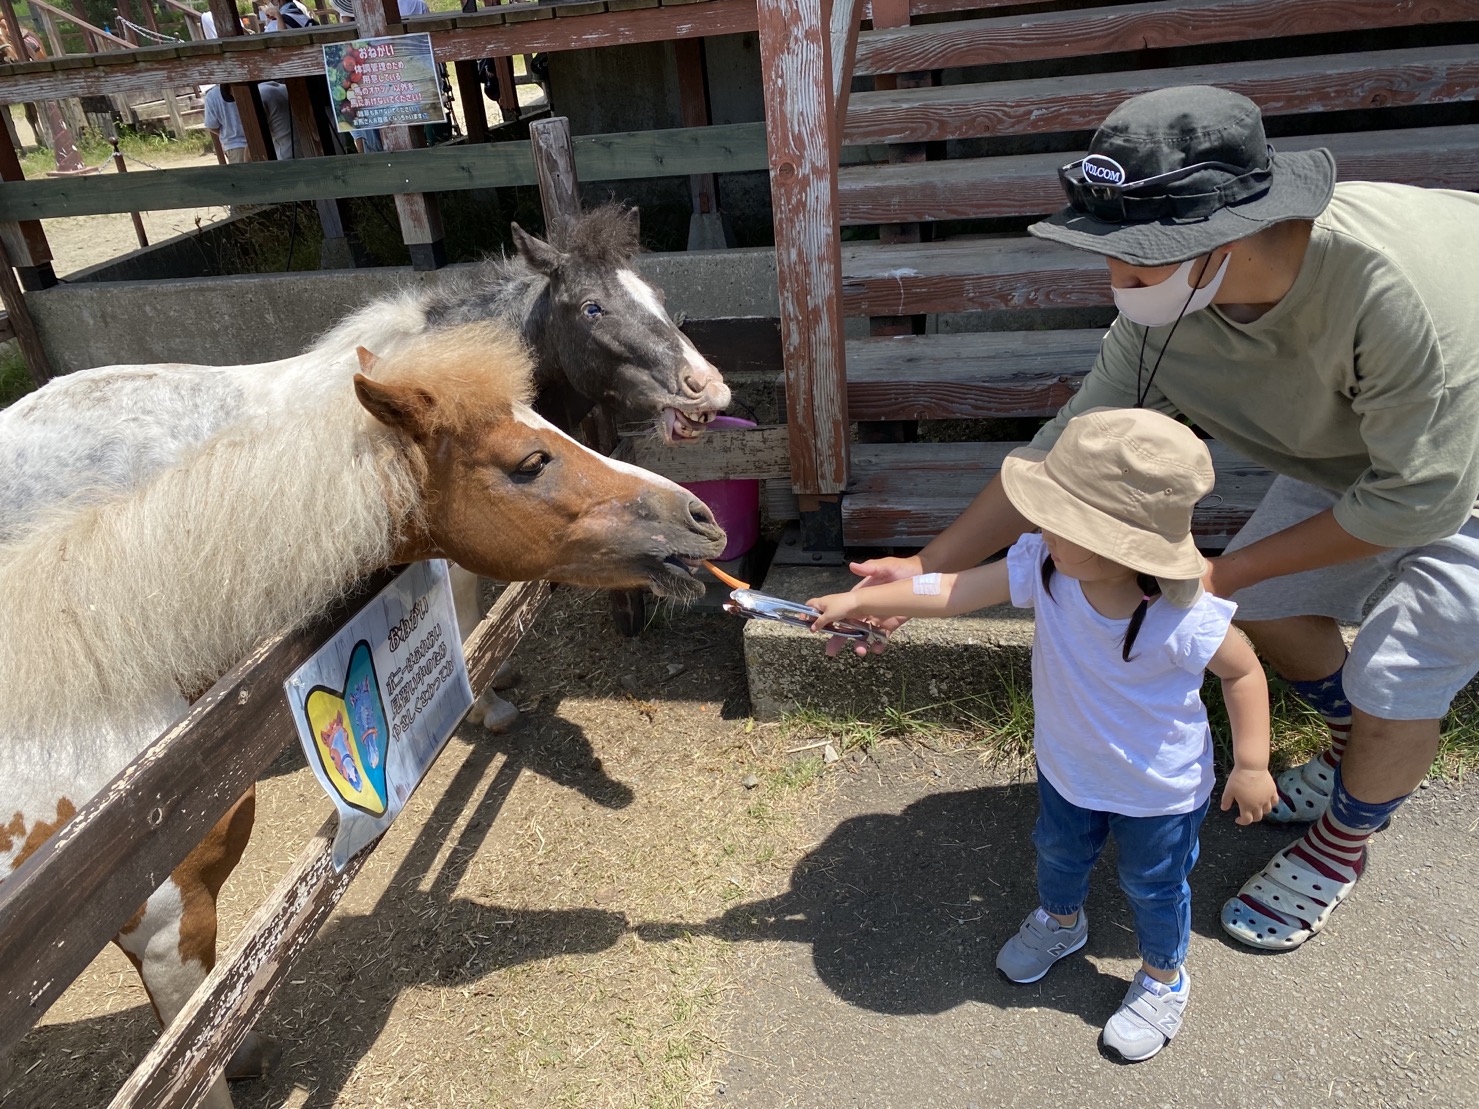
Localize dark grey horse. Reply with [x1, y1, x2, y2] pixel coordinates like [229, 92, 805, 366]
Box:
[420, 205, 729, 440]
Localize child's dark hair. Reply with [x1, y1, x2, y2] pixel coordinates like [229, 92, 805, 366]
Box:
[1041, 556, 1161, 662]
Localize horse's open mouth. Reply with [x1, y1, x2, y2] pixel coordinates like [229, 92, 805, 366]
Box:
[651, 554, 709, 600]
[661, 407, 715, 444]
[661, 554, 704, 578]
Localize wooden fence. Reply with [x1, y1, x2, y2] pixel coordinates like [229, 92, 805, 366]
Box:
[0, 571, 552, 1107]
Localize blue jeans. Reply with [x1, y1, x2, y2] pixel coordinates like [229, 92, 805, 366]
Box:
[1033, 773, 1211, 972]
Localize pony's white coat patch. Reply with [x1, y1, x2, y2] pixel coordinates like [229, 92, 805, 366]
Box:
[618, 269, 667, 321]
[617, 268, 720, 384]
[512, 403, 691, 496]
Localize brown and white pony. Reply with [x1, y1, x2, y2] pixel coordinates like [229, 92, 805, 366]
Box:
[0, 322, 724, 1107]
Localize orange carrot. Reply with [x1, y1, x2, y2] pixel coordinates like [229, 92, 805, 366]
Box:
[701, 559, 750, 590]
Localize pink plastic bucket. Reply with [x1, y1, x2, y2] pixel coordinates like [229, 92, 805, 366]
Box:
[682, 415, 760, 562]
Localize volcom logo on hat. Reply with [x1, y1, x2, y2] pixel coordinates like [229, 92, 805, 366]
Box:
[1081, 154, 1127, 186]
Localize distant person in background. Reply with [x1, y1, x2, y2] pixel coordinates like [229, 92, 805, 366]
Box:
[202, 84, 248, 164]
[261, 0, 315, 31]
[328, 0, 430, 19]
[257, 81, 302, 160]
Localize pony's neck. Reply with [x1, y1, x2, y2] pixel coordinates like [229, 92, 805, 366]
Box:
[520, 282, 567, 388]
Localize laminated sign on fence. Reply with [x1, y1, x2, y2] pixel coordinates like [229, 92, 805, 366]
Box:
[285, 560, 473, 869]
[322, 32, 446, 133]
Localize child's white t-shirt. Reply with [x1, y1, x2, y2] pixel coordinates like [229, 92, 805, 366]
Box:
[1006, 533, 1237, 817]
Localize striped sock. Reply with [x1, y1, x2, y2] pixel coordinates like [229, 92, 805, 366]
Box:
[1286, 664, 1352, 770]
[1238, 768, 1407, 930]
[1287, 766, 1408, 887]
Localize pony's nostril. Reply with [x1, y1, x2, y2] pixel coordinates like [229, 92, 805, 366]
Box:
[683, 373, 704, 396]
[688, 497, 717, 529]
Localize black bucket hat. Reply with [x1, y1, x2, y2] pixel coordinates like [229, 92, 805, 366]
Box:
[1029, 86, 1336, 266]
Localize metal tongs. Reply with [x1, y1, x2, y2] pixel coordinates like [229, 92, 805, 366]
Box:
[722, 588, 889, 648]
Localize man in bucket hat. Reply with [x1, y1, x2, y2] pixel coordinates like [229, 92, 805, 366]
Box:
[841, 85, 1479, 952]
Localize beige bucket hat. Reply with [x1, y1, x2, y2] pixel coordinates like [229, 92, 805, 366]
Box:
[1000, 407, 1214, 607]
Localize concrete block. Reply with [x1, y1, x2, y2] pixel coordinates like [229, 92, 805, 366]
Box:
[742, 563, 1033, 722]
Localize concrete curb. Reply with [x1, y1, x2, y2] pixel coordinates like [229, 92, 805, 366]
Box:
[743, 564, 1034, 722]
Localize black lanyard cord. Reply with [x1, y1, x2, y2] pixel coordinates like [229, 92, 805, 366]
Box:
[1134, 253, 1216, 409]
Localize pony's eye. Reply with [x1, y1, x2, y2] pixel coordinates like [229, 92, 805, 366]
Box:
[582, 302, 603, 320]
[515, 451, 550, 477]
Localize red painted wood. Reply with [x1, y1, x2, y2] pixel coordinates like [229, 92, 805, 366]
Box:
[844, 44, 1479, 145]
[0, 104, 53, 272]
[758, 0, 850, 495]
[842, 236, 1108, 317]
[0, 0, 758, 102]
[855, 0, 1479, 77]
[838, 126, 1479, 224]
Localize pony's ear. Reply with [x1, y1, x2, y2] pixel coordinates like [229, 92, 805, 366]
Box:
[355, 345, 378, 374]
[511, 222, 564, 275]
[354, 373, 438, 441]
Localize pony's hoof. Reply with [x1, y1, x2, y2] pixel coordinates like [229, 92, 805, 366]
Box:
[491, 661, 520, 691]
[225, 1031, 281, 1081]
[475, 693, 520, 733]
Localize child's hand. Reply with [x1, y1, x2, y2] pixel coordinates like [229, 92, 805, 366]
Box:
[1220, 766, 1279, 825]
[805, 593, 858, 633]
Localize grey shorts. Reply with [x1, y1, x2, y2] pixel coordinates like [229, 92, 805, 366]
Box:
[1225, 476, 1479, 720]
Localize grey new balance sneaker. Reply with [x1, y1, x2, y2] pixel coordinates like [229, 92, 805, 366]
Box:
[995, 907, 1088, 984]
[1102, 967, 1190, 1062]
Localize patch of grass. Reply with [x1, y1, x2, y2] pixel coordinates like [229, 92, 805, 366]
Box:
[0, 342, 37, 409]
[14, 122, 213, 180]
[787, 665, 1479, 785]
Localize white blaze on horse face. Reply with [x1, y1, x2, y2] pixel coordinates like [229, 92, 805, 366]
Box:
[615, 268, 714, 378]
[618, 268, 667, 322]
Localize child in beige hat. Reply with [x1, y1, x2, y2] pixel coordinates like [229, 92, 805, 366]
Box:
[808, 407, 1277, 1061]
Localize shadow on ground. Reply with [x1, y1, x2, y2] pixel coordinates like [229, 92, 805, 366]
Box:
[639, 775, 1298, 1029]
[3, 719, 636, 1109]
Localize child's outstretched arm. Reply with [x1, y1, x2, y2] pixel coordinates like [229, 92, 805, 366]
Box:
[807, 560, 1011, 631]
[1207, 629, 1277, 826]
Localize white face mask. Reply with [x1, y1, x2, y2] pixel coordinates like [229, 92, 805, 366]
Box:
[1112, 253, 1230, 328]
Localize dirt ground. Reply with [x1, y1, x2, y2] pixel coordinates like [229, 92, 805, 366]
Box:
[11, 108, 232, 277]
[10, 584, 1476, 1109]
[1, 586, 842, 1109]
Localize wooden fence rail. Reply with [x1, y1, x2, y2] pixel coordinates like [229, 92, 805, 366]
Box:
[0, 121, 771, 220]
[0, 570, 549, 1097]
[0, 0, 760, 103]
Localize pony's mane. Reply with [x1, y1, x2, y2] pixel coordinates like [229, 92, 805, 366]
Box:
[0, 405, 417, 737]
[304, 205, 641, 361]
[368, 321, 535, 439]
[560, 203, 641, 267]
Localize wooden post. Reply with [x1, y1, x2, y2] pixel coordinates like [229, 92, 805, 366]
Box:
[529, 115, 580, 248]
[453, 59, 489, 143]
[675, 37, 734, 250]
[284, 75, 363, 268]
[66, 0, 99, 52]
[0, 81, 57, 291]
[358, 0, 445, 269]
[756, 0, 849, 507]
[861, 0, 923, 450]
[110, 140, 150, 248]
[0, 230, 55, 387]
[207, 0, 274, 162]
[491, 54, 518, 122]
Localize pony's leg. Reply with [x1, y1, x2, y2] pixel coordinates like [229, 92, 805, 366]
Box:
[113, 788, 275, 1106]
[450, 563, 520, 732]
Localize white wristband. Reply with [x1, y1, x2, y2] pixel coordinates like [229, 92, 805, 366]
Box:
[912, 573, 942, 596]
